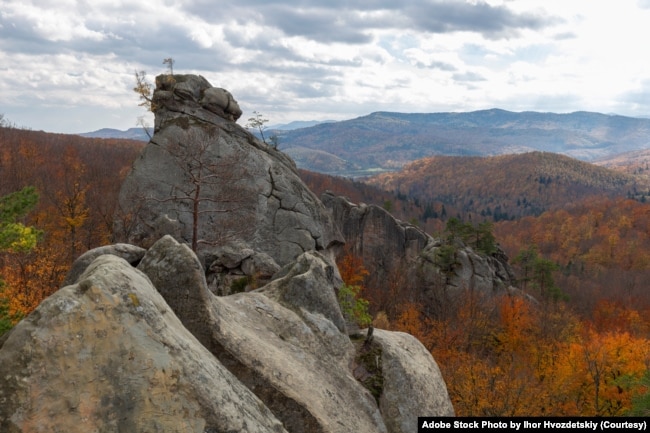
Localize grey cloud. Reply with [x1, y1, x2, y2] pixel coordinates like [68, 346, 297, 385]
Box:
[638, 0, 650, 9]
[620, 82, 650, 112]
[405, 1, 561, 39]
[416, 60, 457, 71]
[189, 0, 560, 46]
[453, 71, 487, 82]
[285, 81, 338, 98]
[553, 31, 577, 41]
[262, 6, 373, 44]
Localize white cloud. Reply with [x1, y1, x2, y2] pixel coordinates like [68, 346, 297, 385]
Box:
[1, 0, 650, 133]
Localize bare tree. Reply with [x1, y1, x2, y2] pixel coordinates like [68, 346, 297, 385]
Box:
[144, 126, 252, 251]
[246, 111, 269, 144]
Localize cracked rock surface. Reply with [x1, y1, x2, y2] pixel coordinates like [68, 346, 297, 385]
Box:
[115, 74, 343, 283]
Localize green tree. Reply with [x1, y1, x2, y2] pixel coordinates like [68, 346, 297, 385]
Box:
[475, 221, 497, 255]
[0, 186, 42, 252]
[338, 284, 372, 328]
[624, 370, 650, 416]
[513, 245, 566, 301]
[512, 245, 538, 291]
[0, 282, 22, 335]
[0, 186, 41, 335]
[443, 217, 497, 256]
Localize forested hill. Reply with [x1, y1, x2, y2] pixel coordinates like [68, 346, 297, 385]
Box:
[365, 151, 646, 222]
[275, 109, 650, 175]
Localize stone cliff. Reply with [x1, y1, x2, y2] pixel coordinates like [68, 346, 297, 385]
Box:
[115, 73, 343, 293]
[321, 192, 516, 299]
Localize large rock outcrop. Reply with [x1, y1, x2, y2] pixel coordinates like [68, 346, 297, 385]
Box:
[0, 236, 455, 432]
[115, 74, 343, 292]
[321, 192, 515, 294]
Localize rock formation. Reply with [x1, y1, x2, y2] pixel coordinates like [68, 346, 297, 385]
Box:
[0, 253, 287, 433]
[115, 74, 344, 293]
[321, 192, 515, 296]
[154, 74, 242, 123]
[0, 236, 454, 432]
[0, 76, 461, 431]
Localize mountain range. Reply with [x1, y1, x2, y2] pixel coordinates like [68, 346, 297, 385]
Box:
[80, 109, 650, 177]
[273, 109, 650, 176]
[79, 127, 151, 141]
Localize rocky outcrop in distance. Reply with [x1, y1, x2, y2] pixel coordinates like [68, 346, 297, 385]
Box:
[0, 236, 454, 432]
[321, 192, 515, 297]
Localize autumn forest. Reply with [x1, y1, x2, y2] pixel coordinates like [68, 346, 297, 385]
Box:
[1, 125, 649, 416]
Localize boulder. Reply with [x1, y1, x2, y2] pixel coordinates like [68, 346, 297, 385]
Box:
[200, 87, 242, 121]
[203, 243, 281, 295]
[0, 254, 286, 433]
[370, 329, 455, 427]
[62, 243, 146, 286]
[0, 235, 456, 432]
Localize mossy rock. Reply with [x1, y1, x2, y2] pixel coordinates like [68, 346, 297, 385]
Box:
[351, 338, 384, 404]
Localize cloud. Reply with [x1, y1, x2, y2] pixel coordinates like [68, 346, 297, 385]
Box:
[1, 0, 648, 133]
[453, 71, 487, 82]
[186, 0, 561, 44]
[403, 1, 561, 39]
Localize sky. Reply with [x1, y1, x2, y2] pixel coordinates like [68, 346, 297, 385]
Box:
[1, 0, 650, 134]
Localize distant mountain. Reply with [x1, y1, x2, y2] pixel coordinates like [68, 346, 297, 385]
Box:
[593, 149, 650, 180]
[79, 127, 151, 141]
[268, 120, 336, 131]
[365, 151, 645, 221]
[274, 109, 650, 176]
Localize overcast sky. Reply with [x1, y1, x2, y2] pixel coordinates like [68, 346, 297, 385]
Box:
[2, 0, 650, 133]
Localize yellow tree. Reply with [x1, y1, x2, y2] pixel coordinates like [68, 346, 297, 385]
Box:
[0, 186, 42, 333]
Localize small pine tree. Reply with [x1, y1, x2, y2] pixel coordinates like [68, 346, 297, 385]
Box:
[246, 111, 269, 144]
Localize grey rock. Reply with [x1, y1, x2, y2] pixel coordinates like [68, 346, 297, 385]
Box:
[1, 235, 456, 431]
[418, 242, 515, 292]
[373, 329, 455, 429]
[201, 243, 281, 295]
[137, 236, 387, 433]
[321, 192, 427, 281]
[0, 254, 287, 433]
[260, 249, 347, 334]
[116, 74, 343, 271]
[200, 87, 243, 121]
[322, 191, 514, 295]
[62, 242, 146, 286]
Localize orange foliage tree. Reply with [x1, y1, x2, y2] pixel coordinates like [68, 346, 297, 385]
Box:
[390, 284, 649, 416]
[0, 127, 143, 318]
